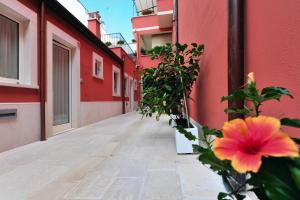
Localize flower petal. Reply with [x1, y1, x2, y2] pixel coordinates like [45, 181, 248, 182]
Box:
[260, 131, 299, 157]
[213, 138, 240, 160]
[231, 151, 262, 173]
[245, 116, 280, 142]
[222, 118, 248, 139]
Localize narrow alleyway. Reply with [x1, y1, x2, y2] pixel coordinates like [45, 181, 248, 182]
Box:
[0, 112, 223, 200]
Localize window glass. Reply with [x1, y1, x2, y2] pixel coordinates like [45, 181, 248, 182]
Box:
[0, 14, 19, 80]
[95, 59, 102, 77]
[114, 72, 118, 94]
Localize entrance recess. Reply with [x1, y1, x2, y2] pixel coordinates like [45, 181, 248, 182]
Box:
[52, 42, 71, 133]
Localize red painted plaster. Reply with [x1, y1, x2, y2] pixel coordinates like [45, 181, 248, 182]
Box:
[178, 0, 228, 129]
[111, 47, 141, 102]
[0, 0, 40, 103]
[245, 0, 300, 138]
[157, 0, 173, 12]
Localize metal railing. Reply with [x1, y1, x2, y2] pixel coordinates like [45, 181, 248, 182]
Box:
[101, 33, 136, 61]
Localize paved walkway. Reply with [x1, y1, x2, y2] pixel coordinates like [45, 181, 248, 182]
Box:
[0, 112, 224, 200]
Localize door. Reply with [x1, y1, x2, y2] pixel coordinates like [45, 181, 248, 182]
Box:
[52, 42, 71, 134]
[130, 79, 134, 111]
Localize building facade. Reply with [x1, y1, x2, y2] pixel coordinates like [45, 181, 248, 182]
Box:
[132, 0, 173, 69]
[0, 0, 139, 152]
[133, 0, 300, 139]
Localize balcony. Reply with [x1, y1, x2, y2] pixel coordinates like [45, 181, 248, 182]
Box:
[132, 0, 173, 31]
[101, 33, 136, 61]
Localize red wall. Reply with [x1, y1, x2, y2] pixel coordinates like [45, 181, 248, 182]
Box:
[245, 0, 300, 137]
[178, 0, 228, 129]
[1, 0, 124, 103]
[46, 9, 122, 102]
[111, 47, 141, 101]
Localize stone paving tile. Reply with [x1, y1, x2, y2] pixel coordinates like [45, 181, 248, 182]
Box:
[0, 112, 227, 200]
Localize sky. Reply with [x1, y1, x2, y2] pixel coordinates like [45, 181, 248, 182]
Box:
[80, 0, 137, 44]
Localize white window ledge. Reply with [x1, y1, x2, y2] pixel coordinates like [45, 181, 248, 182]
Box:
[0, 81, 39, 89]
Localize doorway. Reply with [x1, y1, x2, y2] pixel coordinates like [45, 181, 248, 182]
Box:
[52, 42, 72, 134]
[130, 79, 134, 111]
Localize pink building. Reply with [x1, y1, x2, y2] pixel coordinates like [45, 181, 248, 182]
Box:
[132, 0, 173, 69]
[133, 0, 300, 139]
[0, 0, 139, 152]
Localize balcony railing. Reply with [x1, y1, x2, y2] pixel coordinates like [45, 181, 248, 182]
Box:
[101, 33, 136, 61]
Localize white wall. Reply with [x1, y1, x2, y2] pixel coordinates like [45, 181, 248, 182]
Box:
[151, 33, 172, 48]
[0, 103, 40, 152]
[80, 101, 123, 126]
[57, 0, 89, 26]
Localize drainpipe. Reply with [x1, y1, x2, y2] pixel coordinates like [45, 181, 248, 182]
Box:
[40, 0, 46, 141]
[175, 0, 179, 43]
[228, 0, 246, 188]
[228, 0, 245, 120]
[175, 0, 191, 127]
[121, 55, 125, 114]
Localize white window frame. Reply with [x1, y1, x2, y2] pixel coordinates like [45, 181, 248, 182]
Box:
[112, 65, 121, 97]
[0, 0, 38, 89]
[124, 73, 129, 97]
[92, 52, 104, 79]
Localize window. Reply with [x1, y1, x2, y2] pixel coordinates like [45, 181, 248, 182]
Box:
[112, 65, 120, 96]
[124, 74, 129, 97]
[0, 1, 38, 88]
[0, 14, 19, 81]
[92, 52, 104, 79]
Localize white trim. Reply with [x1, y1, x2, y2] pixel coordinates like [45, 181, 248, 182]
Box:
[92, 52, 104, 80]
[129, 76, 134, 112]
[46, 22, 81, 137]
[132, 26, 159, 32]
[112, 65, 121, 97]
[0, 0, 38, 88]
[124, 73, 129, 97]
[157, 10, 173, 16]
[0, 81, 39, 89]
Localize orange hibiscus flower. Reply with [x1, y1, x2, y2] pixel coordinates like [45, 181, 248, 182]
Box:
[213, 116, 299, 173]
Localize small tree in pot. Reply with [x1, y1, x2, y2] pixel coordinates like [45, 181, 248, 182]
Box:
[139, 43, 204, 140]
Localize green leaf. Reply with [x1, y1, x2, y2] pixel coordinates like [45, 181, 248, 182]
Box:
[261, 87, 293, 101]
[289, 166, 300, 190]
[281, 118, 300, 128]
[218, 192, 232, 200]
[175, 125, 197, 141]
[224, 107, 252, 115]
[221, 90, 247, 102]
[198, 150, 232, 173]
[249, 158, 300, 200]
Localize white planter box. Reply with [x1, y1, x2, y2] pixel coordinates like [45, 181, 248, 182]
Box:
[175, 123, 199, 154]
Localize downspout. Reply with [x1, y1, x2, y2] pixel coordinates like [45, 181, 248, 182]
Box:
[121, 56, 125, 114]
[228, 0, 246, 188]
[40, 0, 46, 141]
[175, 0, 191, 127]
[228, 0, 245, 120]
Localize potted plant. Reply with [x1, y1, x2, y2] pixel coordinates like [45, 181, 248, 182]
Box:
[142, 9, 153, 15]
[192, 73, 300, 199]
[105, 41, 112, 47]
[139, 43, 204, 153]
[140, 47, 147, 55]
[117, 40, 125, 45]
